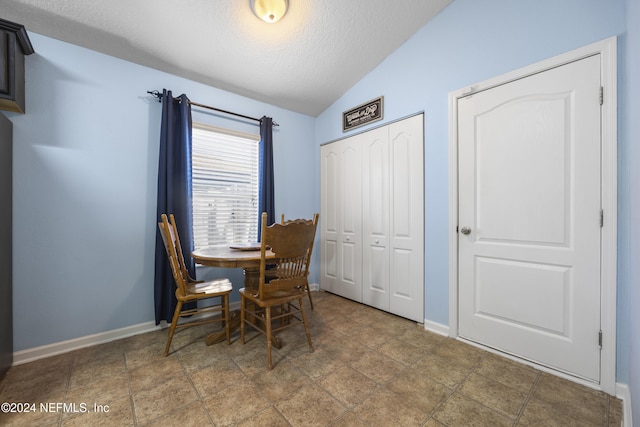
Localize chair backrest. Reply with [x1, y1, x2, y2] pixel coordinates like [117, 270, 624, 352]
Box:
[281, 213, 319, 278]
[259, 212, 316, 299]
[158, 213, 190, 296]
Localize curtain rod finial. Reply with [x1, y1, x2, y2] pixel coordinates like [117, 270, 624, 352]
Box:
[147, 90, 162, 102]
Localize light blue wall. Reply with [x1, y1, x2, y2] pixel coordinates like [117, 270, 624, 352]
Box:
[316, 0, 632, 385]
[7, 33, 316, 351]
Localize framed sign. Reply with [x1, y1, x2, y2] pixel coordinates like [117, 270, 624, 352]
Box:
[342, 96, 383, 132]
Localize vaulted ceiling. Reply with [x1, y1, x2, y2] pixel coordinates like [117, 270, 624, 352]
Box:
[2, 0, 453, 116]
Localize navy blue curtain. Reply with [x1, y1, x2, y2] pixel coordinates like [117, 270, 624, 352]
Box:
[258, 116, 275, 239]
[153, 90, 195, 325]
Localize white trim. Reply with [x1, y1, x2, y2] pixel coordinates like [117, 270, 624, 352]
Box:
[12, 301, 244, 366]
[448, 36, 617, 394]
[423, 320, 450, 337]
[192, 121, 260, 141]
[616, 383, 633, 427]
[13, 321, 162, 365]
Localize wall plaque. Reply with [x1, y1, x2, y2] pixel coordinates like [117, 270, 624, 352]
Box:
[342, 96, 383, 132]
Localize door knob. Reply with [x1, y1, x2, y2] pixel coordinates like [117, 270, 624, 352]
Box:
[460, 226, 471, 235]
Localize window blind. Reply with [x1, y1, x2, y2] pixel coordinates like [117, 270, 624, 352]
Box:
[192, 124, 260, 250]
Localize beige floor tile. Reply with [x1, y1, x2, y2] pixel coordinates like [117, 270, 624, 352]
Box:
[204, 379, 270, 426]
[0, 406, 61, 427]
[526, 373, 608, 425]
[0, 291, 620, 427]
[475, 353, 539, 393]
[412, 352, 474, 388]
[61, 396, 133, 427]
[69, 355, 127, 389]
[434, 338, 486, 369]
[237, 406, 290, 427]
[352, 387, 429, 426]
[66, 373, 130, 407]
[608, 396, 623, 426]
[348, 348, 405, 384]
[328, 411, 369, 427]
[274, 383, 346, 427]
[138, 401, 213, 427]
[189, 357, 246, 398]
[124, 343, 169, 371]
[318, 365, 377, 407]
[385, 367, 452, 414]
[250, 361, 312, 402]
[458, 372, 527, 419]
[132, 376, 199, 424]
[0, 367, 69, 403]
[433, 393, 513, 427]
[395, 324, 445, 351]
[128, 356, 184, 395]
[71, 341, 124, 365]
[347, 323, 392, 349]
[377, 337, 424, 365]
[290, 345, 346, 380]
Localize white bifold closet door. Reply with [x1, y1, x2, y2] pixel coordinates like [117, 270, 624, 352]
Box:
[321, 114, 424, 322]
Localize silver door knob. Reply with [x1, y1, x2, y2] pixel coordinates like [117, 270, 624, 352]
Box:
[460, 226, 471, 235]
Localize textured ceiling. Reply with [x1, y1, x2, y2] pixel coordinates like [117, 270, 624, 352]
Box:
[1, 0, 453, 116]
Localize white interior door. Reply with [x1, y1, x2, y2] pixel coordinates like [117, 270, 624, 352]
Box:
[458, 55, 602, 381]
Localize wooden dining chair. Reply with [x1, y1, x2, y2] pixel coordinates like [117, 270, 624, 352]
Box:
[158, 213, 233, 356]
[280, 213, 319, 310]
[240, 212, 316, 369]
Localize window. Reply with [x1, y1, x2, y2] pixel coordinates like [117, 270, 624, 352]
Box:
[191, 123, 260, 250]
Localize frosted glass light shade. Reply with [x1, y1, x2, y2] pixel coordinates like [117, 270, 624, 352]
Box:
[250, 0, 289, 23]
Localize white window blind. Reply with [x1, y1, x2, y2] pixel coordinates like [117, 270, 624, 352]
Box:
[191, 123, 260, 250]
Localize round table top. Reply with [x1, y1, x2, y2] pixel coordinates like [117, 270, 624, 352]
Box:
[192, 246, 275, 268]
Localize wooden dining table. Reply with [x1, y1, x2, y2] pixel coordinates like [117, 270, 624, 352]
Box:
[191, 245, 276, 345]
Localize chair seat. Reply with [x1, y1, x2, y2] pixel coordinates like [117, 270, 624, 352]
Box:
[185, 278, 232, 296]
[239, 287, 306, 307]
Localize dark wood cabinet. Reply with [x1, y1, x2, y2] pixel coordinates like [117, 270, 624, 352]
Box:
[0, 19, 34, 114]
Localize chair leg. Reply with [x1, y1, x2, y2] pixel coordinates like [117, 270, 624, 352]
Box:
[266, 306, 273, 369]
[240, 295, 246, 344]
[164, 300, 183, 357]
[299, 297, 314, 353]
[305, 282, 314, 310]
[223, 294, 230, 345]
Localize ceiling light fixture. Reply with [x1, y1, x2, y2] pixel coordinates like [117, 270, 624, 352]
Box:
[250, 0, 289, 24]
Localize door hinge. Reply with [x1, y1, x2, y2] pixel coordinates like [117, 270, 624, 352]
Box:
[599, 86, 604, 105]
[598, 330, 603, 348]
[600, 209, 604, 227]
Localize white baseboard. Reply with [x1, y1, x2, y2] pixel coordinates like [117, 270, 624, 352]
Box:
[13, 321, 162, 365]
[13, 301, 244, 366]
[616, 382, 633, 427]
[423, 319, 450, 337]
[309, 282, 320, 292]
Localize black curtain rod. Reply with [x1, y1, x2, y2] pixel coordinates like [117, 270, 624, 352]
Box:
[147, 90, 279, 126]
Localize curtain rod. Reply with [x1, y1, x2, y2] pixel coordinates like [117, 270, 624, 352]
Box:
[147, 90, 279, 126]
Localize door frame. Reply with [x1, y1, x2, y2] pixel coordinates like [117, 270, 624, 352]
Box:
[448, 37, 617, 394]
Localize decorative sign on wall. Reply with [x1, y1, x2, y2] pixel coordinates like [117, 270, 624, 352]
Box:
[342, 96, 384, 132]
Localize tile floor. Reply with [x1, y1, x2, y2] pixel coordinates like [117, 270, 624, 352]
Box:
[0, 291, 623, 426]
